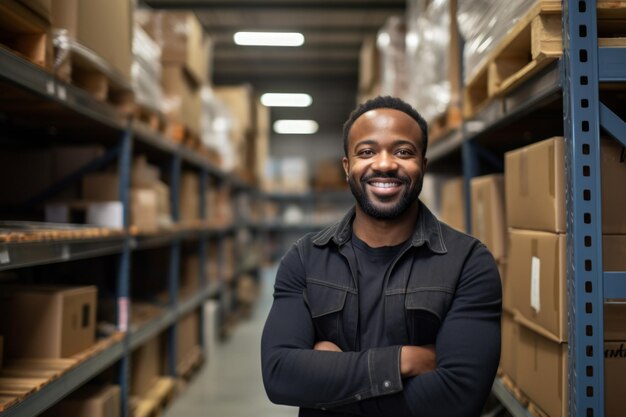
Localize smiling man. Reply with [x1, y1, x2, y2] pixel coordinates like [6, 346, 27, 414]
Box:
[261, 96, 502, 417]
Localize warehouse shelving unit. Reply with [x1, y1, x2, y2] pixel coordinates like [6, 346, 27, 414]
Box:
[0, 45, 260, 417]
[426, 1, 626, 416]
[262, 190, 353, 261]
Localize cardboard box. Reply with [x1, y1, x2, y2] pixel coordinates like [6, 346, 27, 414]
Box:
[508, 229, 566, 341]
[439, 177, 466, 232]
[41, 384, 121, 417]
[138, 11, 210, 85]
[176, 310, 200, 371]
[131, 336, 161, 397]
[0, 285, 96, 358]
[470, 174, 506, 261]
[279, 158, 309, 193]
[75, 0, 133, 81]
[213, 85, 254, 137]
[131, 189, 158, 232]
[359, 35, 379, 92]
[313, 160, 347, 191]
[508, 231, 626, 342]
[181, 254, 199, 297]
[162, 65, 202, 133]
[179, 171, 200, 225]
[505, 136, 626, 233]
[499, 310, 518, 382]
[132, 155, 160, 188]
[45, 201, 123, 228]
[516, 305, 626, 417]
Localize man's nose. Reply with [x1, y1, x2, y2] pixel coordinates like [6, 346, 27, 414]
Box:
[372, 151, 398, 171]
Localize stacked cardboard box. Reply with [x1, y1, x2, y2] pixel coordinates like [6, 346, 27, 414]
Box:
[131, 336, 162, 397]
[503, 136, 626, 417]
[41, 384, 121, 417]
[176, 309, 200, 374]
[179, 171, 201, 226]
[80, 155, 172, 232]
[0, 285, 97, 359]
[139, 11, 212, 135]
[438, 177, 466, 232]
[213, 85, 261, 181]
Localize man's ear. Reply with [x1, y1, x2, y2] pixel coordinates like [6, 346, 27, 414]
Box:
[342, 157, 349, 180]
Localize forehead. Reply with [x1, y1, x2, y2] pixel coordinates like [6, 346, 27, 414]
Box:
[348, 108, 422, 146]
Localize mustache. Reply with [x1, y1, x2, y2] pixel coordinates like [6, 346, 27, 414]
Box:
[360, 172, 411, 184]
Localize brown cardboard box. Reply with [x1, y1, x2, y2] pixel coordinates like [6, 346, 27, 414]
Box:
[470, 175, 506, 261]
[138, 11, 210, 85]
[213, 85, 254, 137]
[19, 0, 51, 22]
[499, 310, 518, 381]
[439, 177, 466, 232]
[181, 254, 199, 296]
[505, 136, 626, 233]
[131, 189, 158, 232]
[516, 305, 626, 417]
[176, 310, 200, 371]
[179, 171, 200, 224]
[0, 285, 96, 358]
[41, 384, 121, 417]
[51, 0, 77, 37]
[359, 35, 379, 92]
[132, 155, 160, 188]
[508, 229, 566, 341]
[314, 160, 347, 191]
[161, 65, 202, 133]
[508, 231, 626, 342]
[131, 336, 161, 397]
[75, 0, 133, 81]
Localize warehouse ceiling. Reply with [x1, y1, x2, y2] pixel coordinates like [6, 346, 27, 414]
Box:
[143, 0, 406, 139]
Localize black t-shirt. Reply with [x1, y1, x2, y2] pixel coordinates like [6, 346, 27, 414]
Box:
[350, 232, 409, 350]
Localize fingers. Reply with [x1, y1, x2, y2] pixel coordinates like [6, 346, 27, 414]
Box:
[314, 341, 342, 352]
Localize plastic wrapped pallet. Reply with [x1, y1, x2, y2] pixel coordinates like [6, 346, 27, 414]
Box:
[457, 0, 536, 84]
[132, 24, 163, 111]
[405, 0, 460, 123]
[377, 16, 407, 98]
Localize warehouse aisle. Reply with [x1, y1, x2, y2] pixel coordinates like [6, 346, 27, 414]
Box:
[165, 267, 297, 417]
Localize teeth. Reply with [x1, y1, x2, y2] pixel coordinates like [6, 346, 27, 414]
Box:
[371, 182, 399, 188]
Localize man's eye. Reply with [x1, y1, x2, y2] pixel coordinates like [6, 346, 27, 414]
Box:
[397, 149, 413, 156]
[359, 150, 374, 156]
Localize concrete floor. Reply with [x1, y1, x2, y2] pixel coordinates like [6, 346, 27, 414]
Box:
[164, 267, 297, 417]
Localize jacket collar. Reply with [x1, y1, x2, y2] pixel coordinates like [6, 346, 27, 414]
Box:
[312, 201, 448, 254]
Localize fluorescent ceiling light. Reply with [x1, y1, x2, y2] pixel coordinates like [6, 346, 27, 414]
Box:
[274, 120, 319, 135]
[261, 93, 312, 107]
[234, 32, 304, 47]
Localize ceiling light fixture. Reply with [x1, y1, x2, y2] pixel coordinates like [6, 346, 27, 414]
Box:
[261, 93, 312, 107]
[234, 32, 305, 47]
[273, 120, 319, 135]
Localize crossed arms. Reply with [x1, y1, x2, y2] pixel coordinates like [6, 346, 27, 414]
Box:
[261, 243, 501, 416]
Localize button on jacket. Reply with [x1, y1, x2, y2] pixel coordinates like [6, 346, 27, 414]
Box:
[261, 203, 502, 417]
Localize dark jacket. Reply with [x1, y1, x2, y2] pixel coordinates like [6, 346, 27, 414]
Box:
[261, 203, 502, 417]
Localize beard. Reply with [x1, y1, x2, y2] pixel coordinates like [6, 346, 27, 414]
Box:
[348, 171, 423, 220]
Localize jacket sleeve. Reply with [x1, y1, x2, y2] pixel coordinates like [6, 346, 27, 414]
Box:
[261, 242, 404, 410]
[337, 242, 502, 417]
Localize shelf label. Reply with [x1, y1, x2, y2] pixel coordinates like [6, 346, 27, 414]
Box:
[61, 244, 70, 260]
[57, 85, 66, 101]
[0, 246, 9, 264]
[118, 297, 129, 332]
[531, 256, 541, 313]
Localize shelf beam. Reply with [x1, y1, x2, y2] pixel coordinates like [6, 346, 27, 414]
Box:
[0, 340, 125, 417]
[491, 378, 535, 417]
[598, 47, 626, 82]
[599, 102, 626, 148]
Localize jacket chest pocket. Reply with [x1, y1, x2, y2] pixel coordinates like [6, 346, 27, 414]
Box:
[405, 289, 453, 345]
[303, 281, 349, 347]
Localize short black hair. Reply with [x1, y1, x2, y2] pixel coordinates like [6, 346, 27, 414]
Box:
[342, 96, 428, 158]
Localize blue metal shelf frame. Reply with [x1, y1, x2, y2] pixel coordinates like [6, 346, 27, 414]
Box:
[116, 122, 134, 417]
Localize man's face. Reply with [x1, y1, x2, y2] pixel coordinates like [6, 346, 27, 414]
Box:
[343, 108, 427, 220]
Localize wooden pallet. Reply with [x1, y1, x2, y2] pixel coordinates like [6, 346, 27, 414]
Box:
[0, 0, 52, 70]
[134, 104, 167, 135]
[0, 333, 124, 412]
[176, 345, 204, 380]
[428, 105, 462, 145]
[463, 0, 626, 118]
[131, 377, 176, 417]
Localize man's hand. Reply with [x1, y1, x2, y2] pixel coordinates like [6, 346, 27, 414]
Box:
[314, 341, 342, 352]
[400, 344, 436, 377]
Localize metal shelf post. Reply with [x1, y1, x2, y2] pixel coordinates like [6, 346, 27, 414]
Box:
[563, 0, 606, 415]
